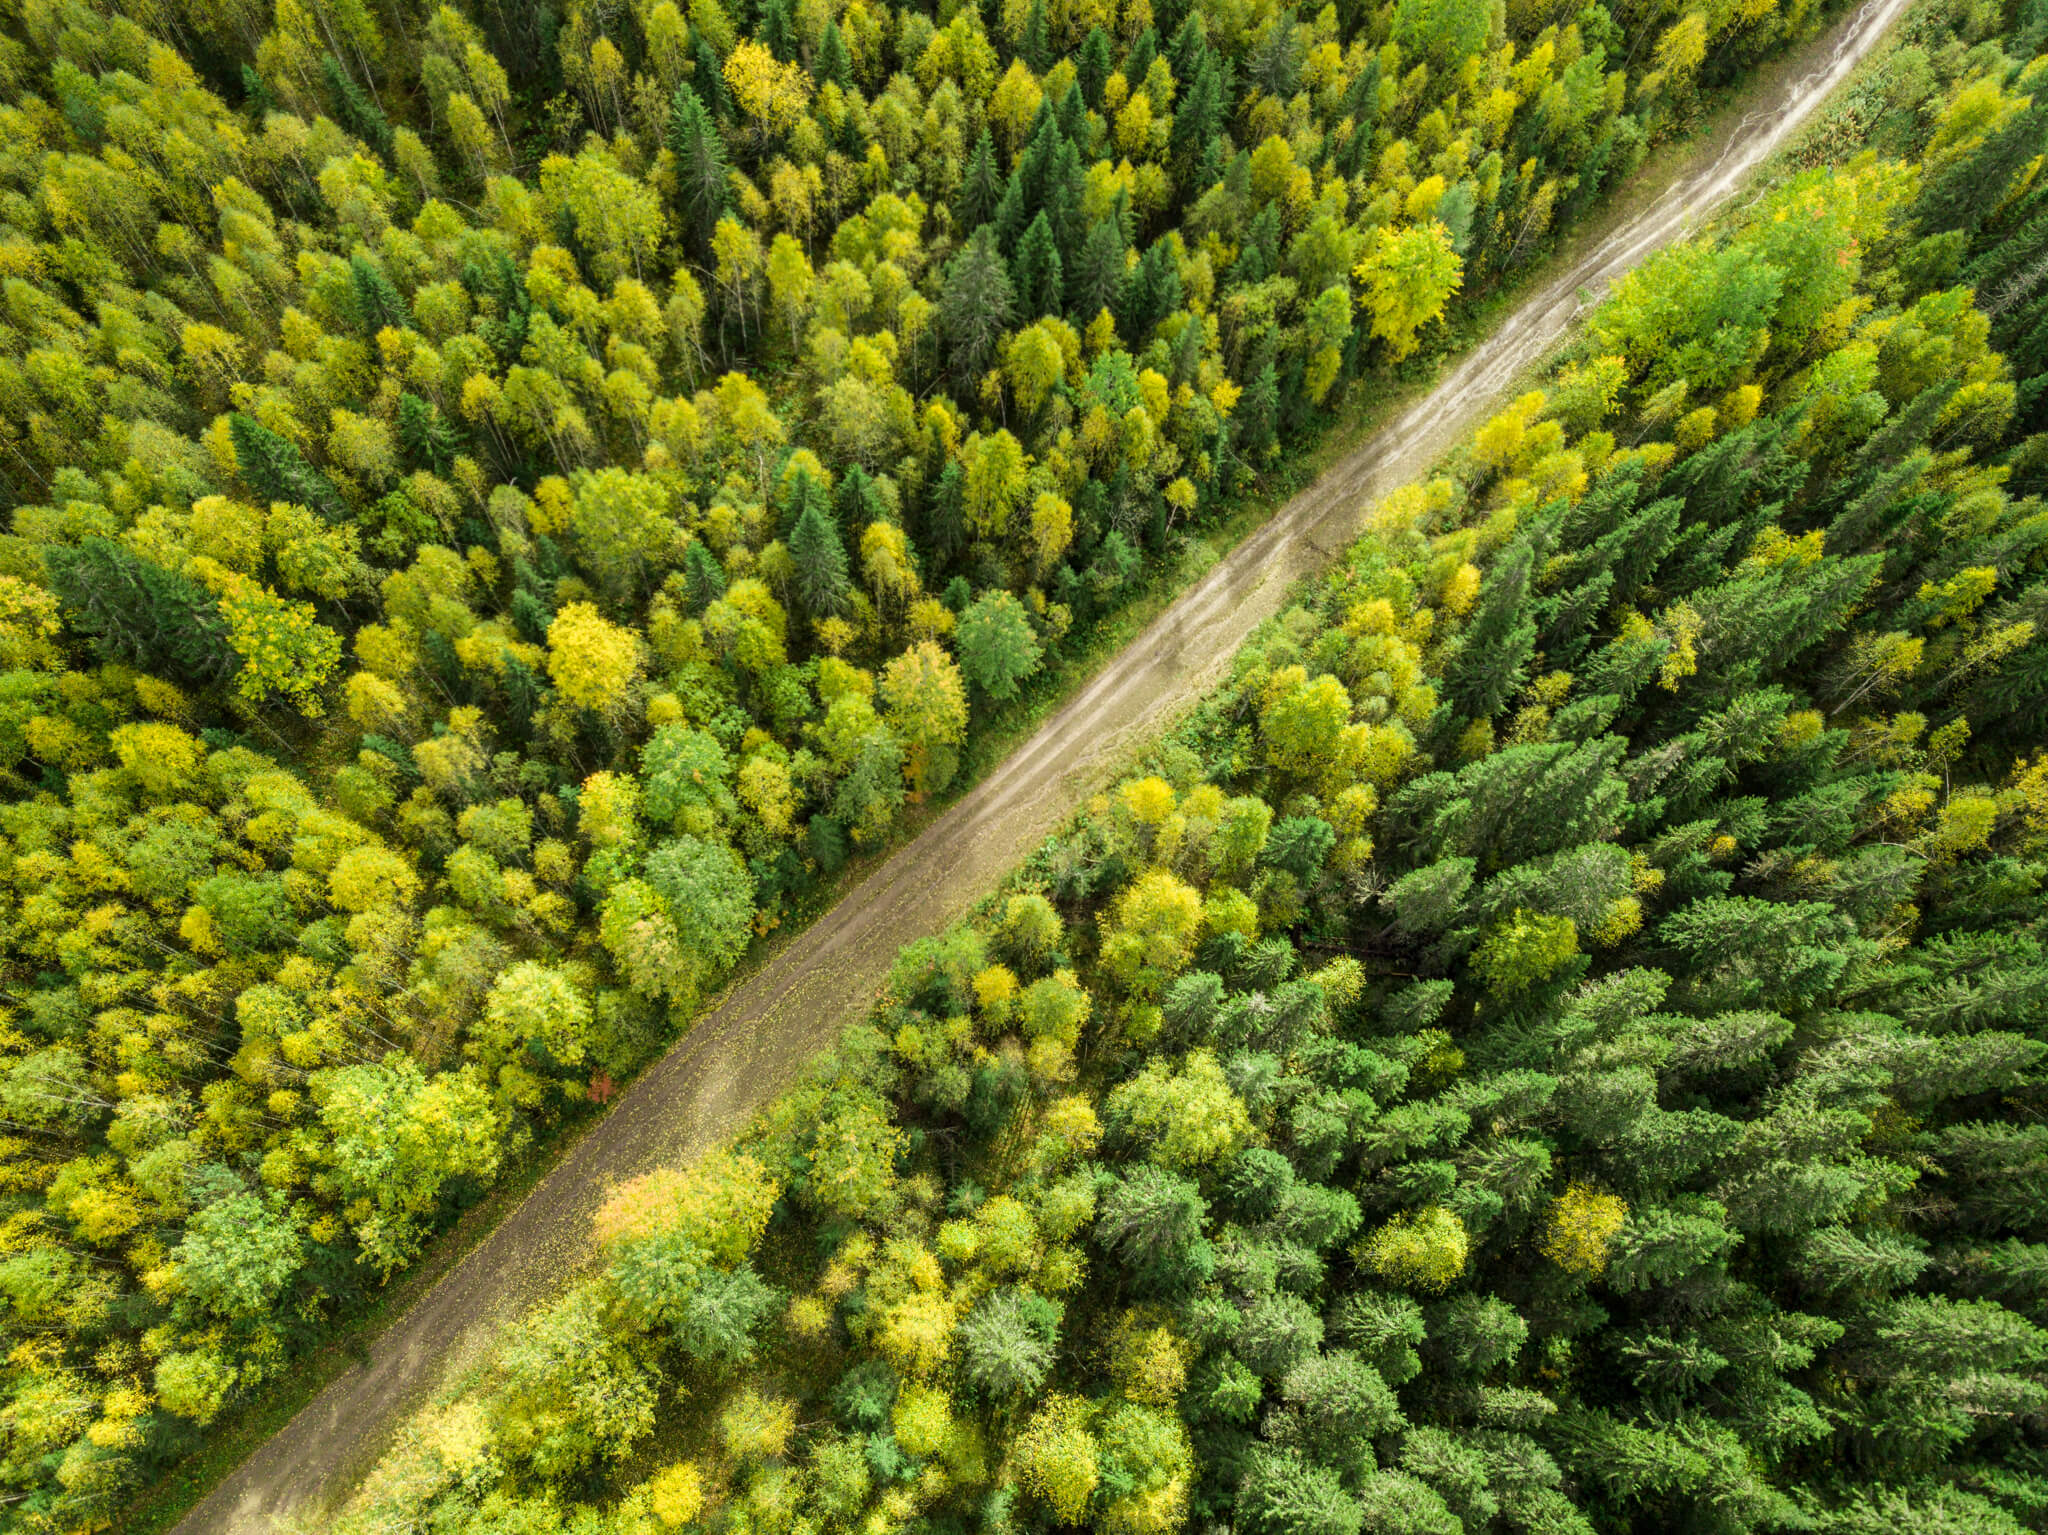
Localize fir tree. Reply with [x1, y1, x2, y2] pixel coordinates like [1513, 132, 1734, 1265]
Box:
[835, 464, 887, 541]
[1067, 218, 1128, 323]
[1913, 92, 2048, 237]
[1171, 56, 1225, 165]
[350, 253, 410, 334]
[1168, 12, 1209, 81]
[240, 64, 276, 115]
[1077, 27, 1114, 109]
[1437, 538, 1538, 724]
[44, 539, 238, 687]
[1235, 347, 1281, 461]
[813, 21, 850, 87]
[1021, 0, 1052, 72]
[1236, 202, 1282, 283]
[1124, 27, 1160, 91]
[693, 36, 732, 117]
[1120, 240, 1183, 339]
[927, 462, 969, 564]
[398, 393, 461, 474]
[759, 0, 797, 60]
[780, 463, 833, 541]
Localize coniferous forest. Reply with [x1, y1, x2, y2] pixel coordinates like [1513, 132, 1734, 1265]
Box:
[0, 0, 2042, 1523]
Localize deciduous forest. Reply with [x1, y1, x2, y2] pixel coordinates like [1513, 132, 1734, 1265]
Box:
[0, 0, 2040, 1523]
[307, 1, 2048, 1533]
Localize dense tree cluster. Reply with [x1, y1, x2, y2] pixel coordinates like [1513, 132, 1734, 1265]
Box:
[0, 0, 1850, 1514]
[328, 10, 2048, 1533]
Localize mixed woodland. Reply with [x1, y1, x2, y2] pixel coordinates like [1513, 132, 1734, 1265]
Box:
[0, 0, 1892, 1516]
[308, 2, 2048, 1533]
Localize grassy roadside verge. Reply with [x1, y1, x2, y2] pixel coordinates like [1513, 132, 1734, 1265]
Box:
[108, 13, 1879, 1527]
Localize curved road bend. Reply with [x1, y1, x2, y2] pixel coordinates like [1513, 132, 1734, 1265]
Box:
[179, 0, 1911, 1525]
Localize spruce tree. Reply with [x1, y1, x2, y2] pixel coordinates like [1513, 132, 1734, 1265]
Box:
[668, 86, 732, 246]
[228, 412, 347, 523]
[759, 0, 797, 59]
[834, 464, 886, 541]
[992, 169, 1030, 252]
[398, 393, 460, 474]
[682, 540, 729, 616]
[1012, 212, 1064, 319]
[1124, 27, 1159, 90]
[779, 463, 833, 540]
[350, 253, 410, 334]
[1067, 218, 1127, 323]
[1171, 56, 1225, 165]
[322, 54, 393, 159]
[1437, 538, 1537, 724]
[1021, 0, 1052, 72]
[1238, 202, 1282, 283]
[1913, 93, 2048, 237]
[813, 21, 850, 86]
[927, 462, 969, 563]
[1077, 27, 1114, 108]
[1120, 240, 1183, 339]
[957, 129, 1004, 233]
[693, 36, 732, 117]
[44, 539, 238, 687]
[1045, 135, 1087, 257]
[1054, 82, 1089, 145]
[1168, 12, 1208, 82]
[1168, 312, 1204, 386]
[790, 502, 853, 618]
[1235, 347, 1281, 461]
[939, 227, 1017, 388]
[240, 63, 276, 115]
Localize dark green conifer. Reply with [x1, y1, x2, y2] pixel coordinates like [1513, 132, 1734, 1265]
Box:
[1011, 212, 1064, 319]
[682, 540, 729, 616]
[350, 253, 410, 334]
[790, 502, 853, 618]
[1067, 218, 1127, 323]
[813, 21, 851, 86]
[397, 393, 460, 474]
[668, 85, 732, 245]
[1077, 28, 1114, 108]
[957, 129, 1004, 234]
[939, 227, 1017, 387]
[44, 539, 237, 687]
[228, 412, 348, 522]
[322, 54, 393, 159]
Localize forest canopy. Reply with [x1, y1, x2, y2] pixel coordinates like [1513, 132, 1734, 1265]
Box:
[322, 1, 2048, 1532]
[0, 0, 2030, 1523]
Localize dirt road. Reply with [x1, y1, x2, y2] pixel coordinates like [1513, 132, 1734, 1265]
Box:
[174, 1, 1910, 1524]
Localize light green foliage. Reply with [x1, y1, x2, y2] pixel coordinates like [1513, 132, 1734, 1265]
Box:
[485, 962, 595, 1065]
[1105, 1051, 1252, 1169]
[315, 1059, 506, 1274]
